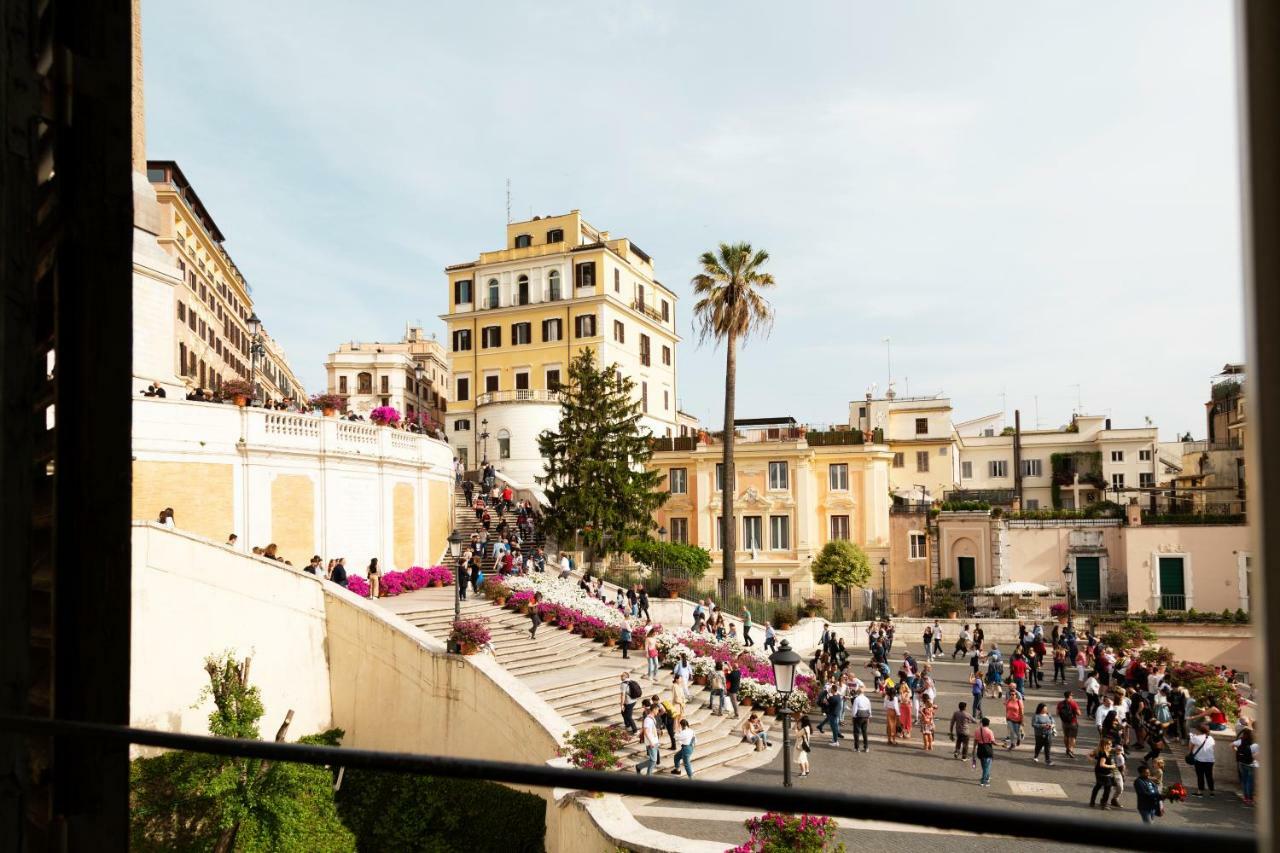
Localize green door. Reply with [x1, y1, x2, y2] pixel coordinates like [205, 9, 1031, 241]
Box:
[957, 557, 976, 592]
[1075, 557, 1101, 605]
[1158, 557, 1186, 610]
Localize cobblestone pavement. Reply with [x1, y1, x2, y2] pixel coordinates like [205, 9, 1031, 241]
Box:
[630, 651, 1255, 851]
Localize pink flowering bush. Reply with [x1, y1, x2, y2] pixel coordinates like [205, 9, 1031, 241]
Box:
[370, 405, 401, 425]
[1050, 602, 1069, 617]
[508, 590, 537, 608]
[423, 565, 454, 585]
[729, 812, 845, 853]
[448, 617, 491, 650]
[346, 576, 371, 597]
[559, 726, 631, 771]
[380, 572, 407, 596]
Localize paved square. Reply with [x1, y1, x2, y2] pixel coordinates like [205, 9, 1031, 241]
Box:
[1007, 780, 1068, 798]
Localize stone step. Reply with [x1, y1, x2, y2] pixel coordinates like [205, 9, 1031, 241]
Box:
[540, 673, 629, 705]
[507, 648, 603, 679]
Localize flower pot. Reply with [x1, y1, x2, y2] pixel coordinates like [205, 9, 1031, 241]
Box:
[740, 697, 753, 708]
[460, 643, 478, 655]
[666, 590, 678, 599]
[562, 622, 575, 633]
[495, 597, 507, 607]
[693, 675, 707, 686]
[603, 637, 616, 648]
[764, 706, 776, 716]
[430, 580, 442, 588]
[518, 604, 530, 615]
[779, 622, 792, 631]
[234, 395, 247, 407]
[948, 611, 958, 619]
[322, 407, 336, 417]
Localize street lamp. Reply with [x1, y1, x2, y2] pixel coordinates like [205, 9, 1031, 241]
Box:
[769, 639, 801, 788]
[1062, 561, 1074, 630]
[480, 418, 490, 464]
[414, 363, 425, 429]
[448, 529, 465, 651]
[246, 312, 265, 405]
[879, 558, 889, 619]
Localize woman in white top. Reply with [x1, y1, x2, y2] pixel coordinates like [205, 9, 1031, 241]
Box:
[883, 689, 901, 745]
[672, 655, 693, 701]
[1187, 723, 1217, 796]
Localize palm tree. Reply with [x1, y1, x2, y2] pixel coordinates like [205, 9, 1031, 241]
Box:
[691, 242, 776, 596]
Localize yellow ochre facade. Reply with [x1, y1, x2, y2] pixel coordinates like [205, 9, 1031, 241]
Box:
[441, 211, 679, 482]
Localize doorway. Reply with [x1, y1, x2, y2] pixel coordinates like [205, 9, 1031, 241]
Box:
[957, 556, 976, 592]
[1075, 556, 1101, 606]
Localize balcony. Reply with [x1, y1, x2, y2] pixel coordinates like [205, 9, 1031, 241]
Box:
[1160, 593, 1187, 611]
[475, 389, 562, 407]
[631, 299, 665, 322]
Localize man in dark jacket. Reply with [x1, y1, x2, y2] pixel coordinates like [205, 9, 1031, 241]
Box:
[331, 558, 348, 587]
[725, 663, 742, 719]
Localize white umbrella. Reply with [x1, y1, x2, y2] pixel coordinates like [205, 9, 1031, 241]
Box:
[984, 581, 1053, 596]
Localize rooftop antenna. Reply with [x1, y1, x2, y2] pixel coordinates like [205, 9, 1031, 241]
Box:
[1070, 383, 1083, 413]
[1000, 387, 1007, 422]
[1034, 395, 1041, 430]
[506, 178, 511, 224]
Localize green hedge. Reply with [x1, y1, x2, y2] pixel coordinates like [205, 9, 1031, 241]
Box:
[335, 769, 545, 853]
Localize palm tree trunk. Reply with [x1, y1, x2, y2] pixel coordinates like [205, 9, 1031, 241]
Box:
[721, 331, 737, 595]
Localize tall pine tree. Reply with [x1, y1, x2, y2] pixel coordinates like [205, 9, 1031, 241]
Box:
[537, 349, 667, 566]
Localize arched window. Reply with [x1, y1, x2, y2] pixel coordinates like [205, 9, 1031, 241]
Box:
[357, 372, 373, 394]
[548, 270, 561, 301]
[546, 228, 564, 243]
[497, 428, 511, 459]
[487, 279, 500, 309]
[514, 234, 532, 248]
[517, 274, 530, 305]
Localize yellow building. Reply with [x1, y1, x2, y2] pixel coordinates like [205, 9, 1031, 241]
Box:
[441, 211, 678, 481]
[650, 417, 892, 601]
[850, 392, 958, 502]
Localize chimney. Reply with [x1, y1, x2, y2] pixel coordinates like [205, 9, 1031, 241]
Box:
[1013, 410, 1023, 509]
[1105, 418, 1112, 430]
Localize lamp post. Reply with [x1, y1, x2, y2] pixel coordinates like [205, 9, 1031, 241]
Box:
[247, 312, 265, 405]
[1062, 561, 1074, 630]
[879, 558, 889, 619]
[657, 525, 667, 586]
[448, 529, 464, 651]
[413, 363, 425, 431]
[480, 418, 490, 464]
[770, 639, 801, 788]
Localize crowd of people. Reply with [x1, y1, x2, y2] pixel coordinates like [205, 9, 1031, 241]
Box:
[800, 617, 1257, 820]
[457, 464, 548, 596]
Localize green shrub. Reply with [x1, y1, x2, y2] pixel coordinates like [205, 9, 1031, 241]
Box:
[772, 605, 797, 628]
[1235, 608, 1250, 623]
[335, 769, 545, 853]
[626, 539, 711, 579]
[1101, 619, 1158, 650]
[799, 597, 826, 618]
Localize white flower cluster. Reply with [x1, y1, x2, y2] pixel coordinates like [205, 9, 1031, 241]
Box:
[503, 575, 628, 626]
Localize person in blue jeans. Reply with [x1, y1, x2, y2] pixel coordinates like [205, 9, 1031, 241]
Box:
[671, 719, 696, 777]
[970, 673, 985, 718]
[822, 692, 844, 744]
[974, 718, 996, 786]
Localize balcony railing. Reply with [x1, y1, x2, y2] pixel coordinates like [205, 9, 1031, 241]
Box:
[475, 389, 562, 406]
[1160, 593, 1187, 611]
[631, 299, 665, 322]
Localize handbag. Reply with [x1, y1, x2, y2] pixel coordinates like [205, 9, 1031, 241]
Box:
[1185, 737, 1208, 766]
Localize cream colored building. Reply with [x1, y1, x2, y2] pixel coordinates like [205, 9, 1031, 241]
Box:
[651, 418, 892, 600]
[325, 327, 450, 427]
[441, 211, 678, 480]
[850, 392, 958, 502]
[139, 160, 306, 400]
[955, 413, 1160, 510]
[259, 330, 307, 404]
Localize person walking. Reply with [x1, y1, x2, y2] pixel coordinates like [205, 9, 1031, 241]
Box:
[796, 716, 812, 777]
[634, 704, 661, 775]
[644, 632, 661, 680]
[970, 672, 985, 718]
[638, 587, 650, 621]
[884, 685, 901, 746]
[707, 666, 727, 715]
[1109, 743, 1127, 807]
[1058, 691, 1082, 758]
[932, 621, 944, 657]
[725, 662, 742, 719]
[672, 654, 694, 702]
[620, 673, 640, 735]
[619, 616, 633, 660]
[1090, 739, 1117, 808]
[742, 607, 755, 647]
[1031, 702, 1055, 765]
[462, 477, 474, 506]
[1187, 723, 1217, 796]
[920, 697, 936, 751]
[851, 687, 872, 752]
[528, 592, 543, 639]
[763, 622, 777, 653]
[1004, 689, 1024, 749]
[923, 624, 934, 662]
[950, 701, 976, 760]
[1233, 728, 1259, 806]
[671, 718, 696, 778]
[898, 681, 914, 739]
[975, 718, 997, 787]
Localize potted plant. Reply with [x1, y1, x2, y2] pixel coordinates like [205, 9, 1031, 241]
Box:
[220, 378, 254, 407]
[735, 812, 844, 852]
[1050, 601, 1069, 623]
[798, 597, 826, 619]
[370, 404, 401, 426]
[661, 577, 689, 600]
[309, 392, 345, 416]
[601, 626, 619, 647]
[448, 616, 491, 655]
[481, 576, 510, 606]
[772, 605, 796, 631]
[558, 725, 632, 772]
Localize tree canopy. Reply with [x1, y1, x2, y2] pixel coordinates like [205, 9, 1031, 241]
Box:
[537, 349, 667, 562]
[811, 540, 872, 590]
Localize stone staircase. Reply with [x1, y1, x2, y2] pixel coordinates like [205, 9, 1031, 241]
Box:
[390, 587, 777, 777]
[452, 479, 548, 575]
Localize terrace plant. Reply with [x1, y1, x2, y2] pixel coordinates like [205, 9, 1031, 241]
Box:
[448, 617, 491, 653]
[370, 405, 401, 425]
[559, 725, 632, 771]
[729, 812, 846, 853]
[218, 378, 255, 403]
[309, 392, 345, 413]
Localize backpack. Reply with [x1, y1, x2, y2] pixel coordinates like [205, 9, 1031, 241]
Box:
[627, 680, 643, 700]
[1156, 702, 1172, 724]
[1058, 701, 1078, 724]
[817, 689, 830, 711]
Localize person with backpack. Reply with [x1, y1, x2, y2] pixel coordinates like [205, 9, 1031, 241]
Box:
[1058, 690, 1082, 758]
[1233, 727, 1259, 806]
[706, 667, 727, 716]
[620, 673, 640, 735]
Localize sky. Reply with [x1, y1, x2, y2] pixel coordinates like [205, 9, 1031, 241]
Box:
[143, 1, 1244, 440]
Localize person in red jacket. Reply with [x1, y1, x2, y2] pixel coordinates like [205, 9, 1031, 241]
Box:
[1009, 652, 1028, 698]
